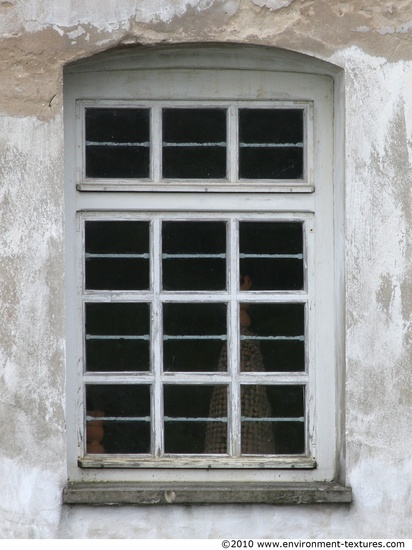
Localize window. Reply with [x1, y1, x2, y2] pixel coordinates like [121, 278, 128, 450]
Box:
[83, 105, 306, 184]
[64, 45, 350, 504]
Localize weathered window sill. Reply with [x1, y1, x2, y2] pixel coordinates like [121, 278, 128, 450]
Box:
[63, 481, 352, 506]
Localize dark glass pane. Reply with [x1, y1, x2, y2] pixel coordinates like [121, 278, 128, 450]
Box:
[86, 146, 149, 179]
[85, 108, 150, 178]
[85, 303, 150, 372]
[85, 221, 150, 290]
[241, 385, 305, 455]
[86, 384, 151, 454]
[239, 109, 304, 179]
[163, 303, 227, 372]
[163, 340, 225, 372]
[240, 303, 305, 372]
[162, 221, 226, 291]
[164, 385, 227, 454]
[239, 221, 303, 291]
[162, 109, 227, 179]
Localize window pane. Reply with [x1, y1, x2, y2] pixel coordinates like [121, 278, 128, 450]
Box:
[239, 109, 304, 179]
[85, 108, 150, 178]
[241, 385, 305, 455]
[85, 303, 150, 372]
[164, 385, 227, 454]
[86, 385, 151, 454]
[85, 221, 150, 290]
[162, 109, 227, 179]
[240, 303, 305, 372]
[163, 303, 227, 372]
[162, 221, 226, 291]
[239, 221, 304, 291]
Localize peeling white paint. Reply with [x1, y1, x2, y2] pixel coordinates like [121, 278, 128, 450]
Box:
[353, 26, 371, 33]
[0, 457, 63, 538]
[135, 0, 212, 24]
[67, 25, 87, 40]
[1, 0, 412, 539]
[377, 19, 412, 35]
[250, 0, 294, 9]
[0, 0, 243, 33]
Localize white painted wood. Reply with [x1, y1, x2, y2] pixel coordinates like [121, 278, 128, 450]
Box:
[64, 45, 338, 486]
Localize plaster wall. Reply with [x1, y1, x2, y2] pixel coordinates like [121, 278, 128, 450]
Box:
[1, 0, 412, 538]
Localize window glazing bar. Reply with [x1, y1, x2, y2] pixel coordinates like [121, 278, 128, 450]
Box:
[162, 253, 226, 259]
[239, 253, 303, 259]
[163, 335, 227, 341]
[85, 253, 150, 258]
[239, 142, 303, 148]
[162, 142, 226, 147]
[240, 335, 304, 341]
[164, 417, 227, 422]
[86, 416, 151, 422]
[161, 416, 304, 423]
[86, 141, 150, 147]
[86, 335, 149, 340]
[241, 417, 304, 422]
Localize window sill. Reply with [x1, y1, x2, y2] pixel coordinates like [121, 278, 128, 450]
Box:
[78, 456, 316, 469]
[63, 481, 352, 506]
[76, 183, 315, 194]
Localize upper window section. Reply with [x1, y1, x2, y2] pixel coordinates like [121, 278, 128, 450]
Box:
[162, 108, 227, 179]
[80, 103, 309, 191]
[238, 109, 303, 179]
[85, 108, 150, 178]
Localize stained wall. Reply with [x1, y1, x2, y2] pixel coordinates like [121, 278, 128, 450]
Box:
[1, 0, 412, 538]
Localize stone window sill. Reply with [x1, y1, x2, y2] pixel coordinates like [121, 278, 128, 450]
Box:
[63, 481, 352, 506]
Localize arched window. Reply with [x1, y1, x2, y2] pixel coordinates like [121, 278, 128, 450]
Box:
[64, 45, 350, 504]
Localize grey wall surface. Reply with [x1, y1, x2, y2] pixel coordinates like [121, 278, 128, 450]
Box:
[1, 0, 412, 538]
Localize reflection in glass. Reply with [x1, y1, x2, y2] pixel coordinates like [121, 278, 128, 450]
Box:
[162, 221, 226, 291]
[241, 303, 305, 372]
[241, 385, 305, 455]
[85, 221, 150, 290]
[163, 303, 227, 372]
[85, 302, 150, 372]
[164, 385, 227, 454]
[239, 109, 304, 179]
[239, 221, 303, 291]
[86, 108, 150, 178]
[162, 109, 227, 179]
[86, 384, 151, 454]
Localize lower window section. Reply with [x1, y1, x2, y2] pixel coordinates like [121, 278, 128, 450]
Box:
[86, 385, 151, 454]
[85, 383, 305, 457]
[164, 385, 228, 454]
[81, 214, 310, 467]
[240, 385, 304, 455]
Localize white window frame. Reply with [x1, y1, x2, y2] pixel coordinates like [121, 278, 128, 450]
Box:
[64, 45, 349, 503]
[77, 100, 313, 193]
[78, 210, 315, 470]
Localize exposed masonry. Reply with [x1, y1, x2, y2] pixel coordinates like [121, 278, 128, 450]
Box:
[1, 1, 412, 119]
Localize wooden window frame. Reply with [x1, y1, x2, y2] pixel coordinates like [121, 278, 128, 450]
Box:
[78, 211, 315, 470]
[63, 45, 350, 504]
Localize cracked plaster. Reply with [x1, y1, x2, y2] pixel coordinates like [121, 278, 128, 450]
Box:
[1, 1, 412, 119]
[2, 0, 412, 539]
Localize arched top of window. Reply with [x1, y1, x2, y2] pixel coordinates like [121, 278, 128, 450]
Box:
[65, 42, 342, 77]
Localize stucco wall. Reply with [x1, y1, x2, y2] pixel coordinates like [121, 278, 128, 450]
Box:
[1, 0, 412, 538]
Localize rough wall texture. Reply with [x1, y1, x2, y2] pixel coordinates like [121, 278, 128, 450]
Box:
[1, 0, 412, 538]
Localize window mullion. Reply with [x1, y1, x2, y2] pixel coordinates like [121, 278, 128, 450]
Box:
[228, 217, 240, 456]
[228, 106, 237, 183]
[152, 106, 161, 183]
[151, 217, 163, 457]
